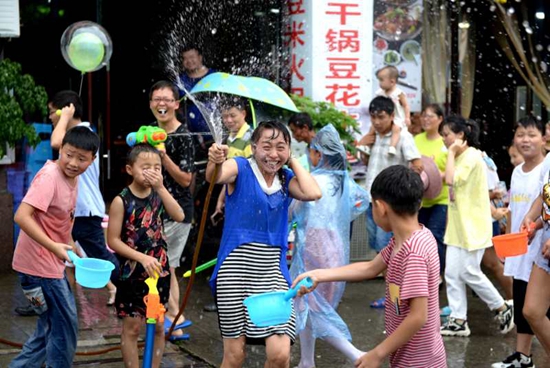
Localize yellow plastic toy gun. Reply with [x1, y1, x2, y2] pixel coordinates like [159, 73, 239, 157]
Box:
[126, 126, 167, 152]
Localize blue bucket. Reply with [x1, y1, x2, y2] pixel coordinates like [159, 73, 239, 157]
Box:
[243, 277, 313, 327]
[68, 250, 115, 288]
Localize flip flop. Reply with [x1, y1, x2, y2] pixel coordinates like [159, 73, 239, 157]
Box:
[168, 332, 190, 342]
[370, 296, 385, 309]
[164, 318, 192, 335]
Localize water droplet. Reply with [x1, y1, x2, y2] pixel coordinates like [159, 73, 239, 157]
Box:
[507, 7, 515, 15]
[189, 112, 195, 119]
[211, 28, 217, 34]
[490, 5, 496, 12]
[525, 27, 533, 34]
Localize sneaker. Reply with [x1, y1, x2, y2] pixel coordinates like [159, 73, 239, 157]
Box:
[495, 301, 515, 334]
[14, 304, 38, 317]
[388, 146, 397, 155]
[491, 351, 534, 368]
[440, 317, 471, 337]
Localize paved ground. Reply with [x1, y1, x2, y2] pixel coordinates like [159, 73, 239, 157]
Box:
[0, 268, 548, 367]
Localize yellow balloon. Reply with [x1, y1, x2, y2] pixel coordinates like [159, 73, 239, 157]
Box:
[68, 32, 105, 72]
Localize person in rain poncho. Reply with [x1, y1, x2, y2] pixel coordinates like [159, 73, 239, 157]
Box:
[289, 124, 369, 368]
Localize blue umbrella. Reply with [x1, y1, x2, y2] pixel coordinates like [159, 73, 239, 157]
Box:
[190, 72, 299, 128]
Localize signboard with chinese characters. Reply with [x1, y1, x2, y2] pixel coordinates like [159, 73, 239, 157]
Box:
[372, 0, 423, 113]
[286, 0, 373, 136]
[287, 0, 422, 136]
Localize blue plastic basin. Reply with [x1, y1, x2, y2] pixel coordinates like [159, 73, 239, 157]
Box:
[243, 277, 313, 327]
[68, 250, 115, 289]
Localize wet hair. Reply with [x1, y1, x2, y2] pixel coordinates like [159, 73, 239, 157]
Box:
[514, 115, 544, 135]
[50, 90, 83, 119]
[371, 165, 423, 216]
[126, 143, 161, 165]
[149, 80, 179, 101]
[422, 103, 444, 119]
[61, 126, 99, 155]
[181, 44, 203, 56]
[376, 66, 399, 81]
[220, 96, 247, 112]
[440, 115, 481, 148]
[288, 112, 313, 130]
[251, 120, 291, 146]
[369, 96, 395, 115]
[251, 121, 292, 195]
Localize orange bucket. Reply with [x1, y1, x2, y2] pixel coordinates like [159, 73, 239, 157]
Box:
[492, 231, 528, 258]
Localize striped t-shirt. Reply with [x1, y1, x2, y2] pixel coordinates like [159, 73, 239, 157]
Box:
[380, 226, 447, 368]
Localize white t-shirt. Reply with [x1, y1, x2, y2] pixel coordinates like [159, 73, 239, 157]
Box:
[375, 87, 405, 128]
[504, 161, 544, 282]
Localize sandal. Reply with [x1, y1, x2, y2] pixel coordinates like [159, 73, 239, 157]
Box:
[370, 296, 385, 309]
[168, 332, 190, 342]
[164, 317, 192, 335]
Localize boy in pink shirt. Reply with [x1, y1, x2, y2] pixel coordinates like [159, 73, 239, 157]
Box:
[10, 126, 99, 368]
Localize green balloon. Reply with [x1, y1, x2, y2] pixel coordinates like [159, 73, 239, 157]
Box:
[68, 32, 105, 72]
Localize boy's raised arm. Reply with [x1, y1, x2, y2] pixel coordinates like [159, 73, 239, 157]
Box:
[293, 254, 387, 293]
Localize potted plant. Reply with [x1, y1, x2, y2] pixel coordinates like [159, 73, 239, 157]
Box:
[0, 58, 47, 268]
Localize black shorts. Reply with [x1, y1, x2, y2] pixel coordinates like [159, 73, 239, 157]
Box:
[114, 274, 170, 319]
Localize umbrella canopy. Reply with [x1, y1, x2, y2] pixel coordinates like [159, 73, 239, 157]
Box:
[190, 72, 299, 113]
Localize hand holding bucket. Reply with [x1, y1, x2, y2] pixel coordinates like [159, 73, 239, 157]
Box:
[243, 277, 314, 327]
[67, 250, 115, 288]
[492, 224, 535, 259]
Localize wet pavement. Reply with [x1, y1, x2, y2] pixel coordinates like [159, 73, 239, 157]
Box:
[0, 268, 548, 367]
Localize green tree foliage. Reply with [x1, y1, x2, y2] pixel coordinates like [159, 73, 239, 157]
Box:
[0, 58, 47, 157]
[289, 94, 361, 154]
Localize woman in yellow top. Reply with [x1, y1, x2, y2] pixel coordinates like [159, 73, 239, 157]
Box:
[439, 115, 514, 337]
[414, 104, 448, 276]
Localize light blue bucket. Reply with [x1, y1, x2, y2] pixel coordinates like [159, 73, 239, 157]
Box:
[243, 277, 313, 327]
[68, 250, 115, 289]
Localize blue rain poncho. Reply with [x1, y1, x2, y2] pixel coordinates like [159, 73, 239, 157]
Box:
[289, 124, 369, 341]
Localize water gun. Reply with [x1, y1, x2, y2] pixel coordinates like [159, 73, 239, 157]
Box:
[143, 273, 165, 368]
[126, 126, 167, 152]
[144, 274, 165, 323]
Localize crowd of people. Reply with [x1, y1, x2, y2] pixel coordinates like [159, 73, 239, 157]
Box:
[8, 43, 550, 368]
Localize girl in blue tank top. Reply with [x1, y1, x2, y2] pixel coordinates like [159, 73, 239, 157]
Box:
[206, 121, 321, 368]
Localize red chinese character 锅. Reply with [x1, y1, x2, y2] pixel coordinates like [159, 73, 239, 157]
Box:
[291, 54, 305, 81]
[326, 29, 360, 52]
[326, 58, 359, 79]
[284, 21, 305, 48]
[325, 83, 360, 106]
[326, 2, 361, 25]
[287, 0, 305, 15]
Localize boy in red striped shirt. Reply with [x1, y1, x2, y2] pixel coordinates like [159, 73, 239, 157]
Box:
[294, 165, 446, 367]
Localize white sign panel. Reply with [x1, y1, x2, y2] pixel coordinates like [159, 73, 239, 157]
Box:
[288, 0, 373, 136]
[0, 0, 20, 38]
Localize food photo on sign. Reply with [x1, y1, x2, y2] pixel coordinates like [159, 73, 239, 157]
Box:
[372, 0, 423, 112]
